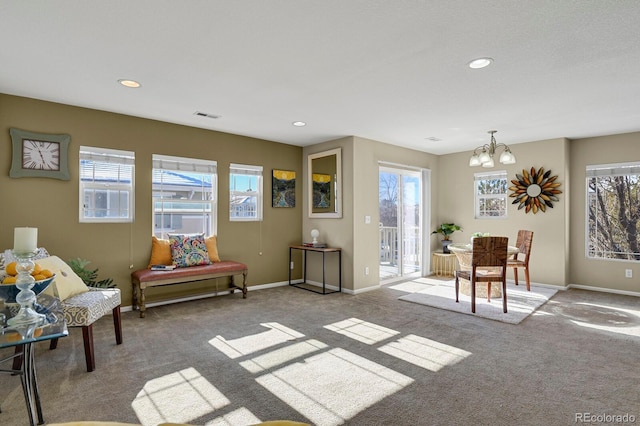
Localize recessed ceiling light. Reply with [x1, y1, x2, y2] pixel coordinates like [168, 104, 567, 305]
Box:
[292, 121, 306, 127]
[118, 79, 141, 88]
[468, 57, 493, 69]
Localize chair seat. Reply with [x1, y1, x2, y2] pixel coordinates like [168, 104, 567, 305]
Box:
[61, 288, 121, 327]
[507, 259, 526, 267]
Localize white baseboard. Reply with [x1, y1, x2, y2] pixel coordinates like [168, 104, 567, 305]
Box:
[567, 283, 640, 298]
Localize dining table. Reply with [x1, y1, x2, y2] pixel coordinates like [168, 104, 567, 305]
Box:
[447, 242, 520, 298]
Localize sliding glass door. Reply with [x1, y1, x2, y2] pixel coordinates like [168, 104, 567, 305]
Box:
[379, 166, 424, 282]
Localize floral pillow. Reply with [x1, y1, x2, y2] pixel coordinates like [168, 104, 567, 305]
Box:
[168, 233, 211, 268]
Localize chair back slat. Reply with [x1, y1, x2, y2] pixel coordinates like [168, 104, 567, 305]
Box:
[471, 236, 509, 267]
[514, 230, 534, 261]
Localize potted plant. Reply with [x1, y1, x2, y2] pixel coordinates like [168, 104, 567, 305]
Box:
[431, 223, 462, 253]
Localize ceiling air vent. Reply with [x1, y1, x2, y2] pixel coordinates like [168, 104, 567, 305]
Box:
[193, 111, 221, 119]
[425, 137, 442, 142]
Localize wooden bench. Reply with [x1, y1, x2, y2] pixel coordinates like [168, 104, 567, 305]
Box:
[131, 261, 248, 318]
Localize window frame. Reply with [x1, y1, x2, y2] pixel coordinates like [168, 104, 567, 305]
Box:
[585, 161, 640, 262]
[152, 154, 217, 239]
[229, 163, 263, 222]
[474, 170, 508, 219]
[79, 146, 135, 223]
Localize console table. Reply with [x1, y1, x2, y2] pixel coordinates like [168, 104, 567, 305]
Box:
[289, 245, 342, 294]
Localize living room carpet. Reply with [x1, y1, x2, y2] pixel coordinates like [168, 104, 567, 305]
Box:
[395, 278, 558, 324]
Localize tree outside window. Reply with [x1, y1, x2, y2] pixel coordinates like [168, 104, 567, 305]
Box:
[475, 171, 507, 218]
[587, 163, 640, 260]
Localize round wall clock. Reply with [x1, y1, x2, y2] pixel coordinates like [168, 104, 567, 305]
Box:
[10, 128, 71, 180]
[509, 166, 562, 214]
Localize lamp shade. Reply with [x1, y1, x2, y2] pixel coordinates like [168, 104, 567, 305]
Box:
[478, 151, 491, 164]
[469, 155, 481, 166]
[482, 157, 495, 168]
[500, 150, 516, 164]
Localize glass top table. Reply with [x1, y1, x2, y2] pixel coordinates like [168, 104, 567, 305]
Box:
[1, 293, 68, 426]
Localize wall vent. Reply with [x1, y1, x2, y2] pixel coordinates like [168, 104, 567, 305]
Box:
[193, 111, 221, 119]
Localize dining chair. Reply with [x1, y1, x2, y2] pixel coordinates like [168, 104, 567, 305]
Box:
[508, 230, 534, 291]
[455, 236, 509, 313]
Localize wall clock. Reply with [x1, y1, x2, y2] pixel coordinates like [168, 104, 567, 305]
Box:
[9, 128, 71, 180]
[509, 166, 562, 214]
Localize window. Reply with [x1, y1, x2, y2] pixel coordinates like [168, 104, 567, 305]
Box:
[474, 171, 508, 218]
[586, 162, 640, 261]
[229, 163, 263, 221]
[79, 146, 135, 223]
[152, 154, 217, 238]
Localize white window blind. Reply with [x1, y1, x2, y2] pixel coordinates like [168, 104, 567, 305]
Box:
[79, 146, 135, 223]
[230, 163, 263, 221]
[152, 154, 217, 238]
[474, 170, 508, 219]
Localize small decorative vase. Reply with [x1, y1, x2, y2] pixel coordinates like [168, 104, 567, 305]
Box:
[442, 240, 452, 254]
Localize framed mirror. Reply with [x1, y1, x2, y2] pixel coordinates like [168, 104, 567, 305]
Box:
[308, 148, 342, 218]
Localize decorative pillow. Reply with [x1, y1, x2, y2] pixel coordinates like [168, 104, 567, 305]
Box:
[147, 236, 172, 268]
[205, 235, 221, 262]
[169, 233, 211, 268]
[38, 255, 89, 301]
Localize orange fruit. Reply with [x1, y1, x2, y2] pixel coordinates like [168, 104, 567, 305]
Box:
[31, 263, 43, 275]
[2, 276, 17, 284]
[32, 274, 46, 281]
[5, 261, 17, 276]
[40, 269, 54, 278]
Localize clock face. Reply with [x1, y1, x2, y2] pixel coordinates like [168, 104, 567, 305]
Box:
[21, 139, 61, 171]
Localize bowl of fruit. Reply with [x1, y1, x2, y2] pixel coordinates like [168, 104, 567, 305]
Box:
[0, 261, 56, 303]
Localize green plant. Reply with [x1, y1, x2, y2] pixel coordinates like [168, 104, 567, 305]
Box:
[67, 258, 115, 288]
[431, 223, 462, 240]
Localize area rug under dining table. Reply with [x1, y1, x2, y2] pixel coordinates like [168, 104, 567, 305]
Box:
[394, 278, 558, 324]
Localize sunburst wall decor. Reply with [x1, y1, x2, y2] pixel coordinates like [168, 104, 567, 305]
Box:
[509, 167, 562, 214]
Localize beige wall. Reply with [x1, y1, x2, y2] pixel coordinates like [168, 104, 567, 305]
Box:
[352, 137, 438, 292]
[569, 132, 640, 292]
[3, 93, 638, 299]
[436, 138, 570, 287]
[0, 94, 303, 306]
[301, 136, 438, 293]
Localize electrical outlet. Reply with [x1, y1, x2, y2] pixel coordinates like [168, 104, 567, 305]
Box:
[365, 215, 371, 224]
[365, 266, 369, 275]
[290, 261, 294, 270]
[625, 269, 632, 278]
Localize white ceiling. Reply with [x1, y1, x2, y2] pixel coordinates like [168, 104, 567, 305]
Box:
[2, 1, 640, 156]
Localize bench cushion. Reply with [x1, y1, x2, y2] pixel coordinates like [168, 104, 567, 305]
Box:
[132, 261, 247, 288]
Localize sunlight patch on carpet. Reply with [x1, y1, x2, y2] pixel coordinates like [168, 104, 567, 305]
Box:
[378, 334, 472, 372]
[133, 367, 229, 426]
[551, 302, 640, 338]
[256, 348, 413, 426]
[210, 322, 305, 359]
[324, 317, 400, 344]
[398, 281, 557, 324]
[240, 339, 328, 373]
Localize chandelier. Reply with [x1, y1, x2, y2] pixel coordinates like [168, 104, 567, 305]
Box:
[469, 130, 516, 167]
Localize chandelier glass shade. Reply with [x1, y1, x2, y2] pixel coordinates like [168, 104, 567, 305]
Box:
[469, 130, 516, 167]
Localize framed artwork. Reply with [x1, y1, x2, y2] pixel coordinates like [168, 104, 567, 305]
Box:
[312, 173, 331, 208]
[272, 169, 296, 207]
[509, 166, 562, 214]
[9, 128, 71, 180]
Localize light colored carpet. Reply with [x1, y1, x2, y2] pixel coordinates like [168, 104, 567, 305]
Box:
[396, 278, 558, 324]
